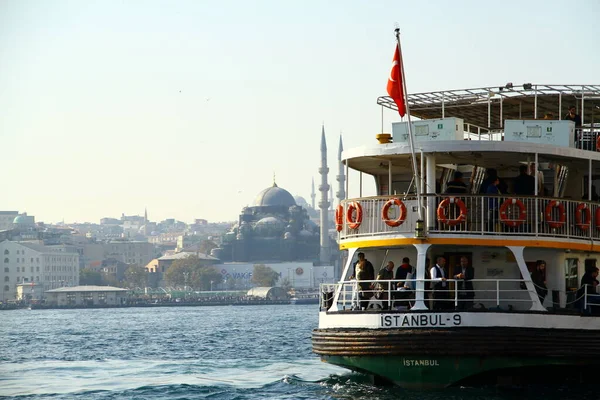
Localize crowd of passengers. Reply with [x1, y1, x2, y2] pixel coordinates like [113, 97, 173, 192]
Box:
[440, 167, 599, 231]
[349, 253, 600, 314]
[350, 252, 474, 311]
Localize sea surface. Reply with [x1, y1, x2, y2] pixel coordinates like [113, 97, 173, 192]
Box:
[0, 305, 598, 399]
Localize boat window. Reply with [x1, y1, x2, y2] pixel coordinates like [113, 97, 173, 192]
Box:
[564, 258, 579, 303]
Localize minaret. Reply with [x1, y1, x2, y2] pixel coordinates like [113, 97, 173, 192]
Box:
[319, 125, 330, 264]
[329, 186, 334, 210]
[143, 207, 148, 236]
[310, 177, 316, 210]
[336, 135, 345, 206]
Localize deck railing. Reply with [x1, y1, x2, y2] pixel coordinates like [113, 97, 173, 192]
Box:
[320, 279, 581, 312]
[338, 194, 600, 242]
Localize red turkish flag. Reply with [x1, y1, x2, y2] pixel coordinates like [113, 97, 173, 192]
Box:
[386, 44, 406, 117]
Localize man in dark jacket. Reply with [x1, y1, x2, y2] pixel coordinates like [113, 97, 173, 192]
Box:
[446, 171, 468, 194]
[513, 165, 535, 195]
[351, 252, 375, 309]
[453, 256, 475, 310]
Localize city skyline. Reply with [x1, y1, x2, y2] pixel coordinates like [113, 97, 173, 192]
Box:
[2, 0, 599, 223]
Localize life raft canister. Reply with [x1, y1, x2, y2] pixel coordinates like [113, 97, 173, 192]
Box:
[437, 197, 467, 226]
[381, 198, 407, 227]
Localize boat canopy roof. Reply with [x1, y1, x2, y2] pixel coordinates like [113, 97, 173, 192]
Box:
[378, 84, 600, 130]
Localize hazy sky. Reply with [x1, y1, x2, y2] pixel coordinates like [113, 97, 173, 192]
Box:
[1, 0, 599, 224]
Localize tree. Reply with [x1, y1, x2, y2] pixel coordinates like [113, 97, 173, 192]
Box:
[164, 255, 199, 287]
[196, 266, 223, 291]
[251, 264, 280, 287]
[124, 265, 148, 288]
[79, 268, 102, 285]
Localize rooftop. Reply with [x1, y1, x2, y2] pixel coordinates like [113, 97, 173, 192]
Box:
[378, 84, 600, 130]
[45, 285, 129, 293]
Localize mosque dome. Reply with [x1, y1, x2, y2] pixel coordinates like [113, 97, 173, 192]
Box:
[253, 183, 296, 208]
[13, 214, 35, 226]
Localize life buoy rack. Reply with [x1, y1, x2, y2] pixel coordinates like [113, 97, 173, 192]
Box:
[575, 203, 591, 230]
[545, 200, 566, 229]
[335, 205, 343, 232]
[346, 201, 363, 230]
[499, 198, 526, 227]
[381, 198, 407, 227]
[437, 197, 467, 226]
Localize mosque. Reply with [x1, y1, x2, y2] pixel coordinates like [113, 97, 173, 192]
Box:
[211, 127, 345, 268]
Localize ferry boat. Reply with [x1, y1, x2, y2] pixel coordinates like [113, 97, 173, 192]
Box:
[312, 84, 600, 389]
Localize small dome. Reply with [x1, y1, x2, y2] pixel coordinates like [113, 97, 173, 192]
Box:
[294, 196, 309, 207]
[255, 216, 285, 236]
[13, 214, 35, 226]
[253, 183, 296, 207]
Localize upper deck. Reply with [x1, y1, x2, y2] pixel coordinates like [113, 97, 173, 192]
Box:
[338, 84, 600, 249]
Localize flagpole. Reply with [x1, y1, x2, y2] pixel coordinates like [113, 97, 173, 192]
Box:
[395, 29, 423, 221]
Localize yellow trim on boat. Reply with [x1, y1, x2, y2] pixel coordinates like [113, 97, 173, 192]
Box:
[339, 237, 597, 252]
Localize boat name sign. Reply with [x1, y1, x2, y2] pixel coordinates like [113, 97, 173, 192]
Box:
[380, 313, 462, 328]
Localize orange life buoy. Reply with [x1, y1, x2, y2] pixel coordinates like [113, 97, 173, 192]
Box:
[596, 208, 600, 229]
[575, 203, 591, 230]
[545, 200, 566, 229]
[381, 198, 407, 227]
[499, 198, 527, 227]
[437, 197, 467, 226]
[335, 205, 343, 232]
[596, 136, 600, 151]
[346, 201, 363, 230]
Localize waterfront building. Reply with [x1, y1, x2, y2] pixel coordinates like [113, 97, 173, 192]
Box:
[45, 285, 129, 306]
[0, 240, 79, 301]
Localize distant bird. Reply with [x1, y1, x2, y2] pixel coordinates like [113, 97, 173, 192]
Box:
[179, 90, 181, 93]
[206, 98, 211, 102]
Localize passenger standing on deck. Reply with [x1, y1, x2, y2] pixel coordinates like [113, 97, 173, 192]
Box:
[375, 261, 395, 309]
[430, 257, 449, 310]
[513, 165, 535, 195]
[395, 257, 415, 307]
[529, 163, 545, 196]
[565, 106, 583, 148]
[579, 267, 600, 314]
[531, 260, 548, 305]
[454, 256, 475, 310]
[351, 252, 375, 310]
[486, 177, 502, 231]
[445, 171, 468, 194]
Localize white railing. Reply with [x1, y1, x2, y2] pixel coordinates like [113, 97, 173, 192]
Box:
[339, 195, 600, 242]
[320, 279, 584, 312]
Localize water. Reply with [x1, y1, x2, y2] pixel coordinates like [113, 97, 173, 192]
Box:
[0, 305, 597, 399]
